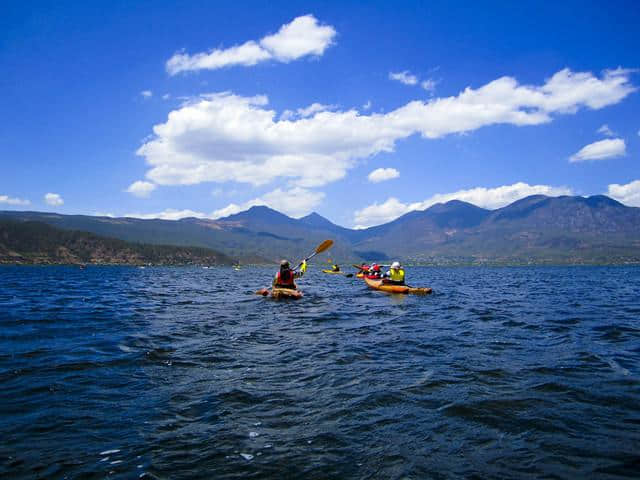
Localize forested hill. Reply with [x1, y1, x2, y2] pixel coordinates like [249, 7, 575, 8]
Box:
[0, 220, 235, 266]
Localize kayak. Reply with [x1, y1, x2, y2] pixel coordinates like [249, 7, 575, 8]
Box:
[364, 277, 432, 295]
[256, 287, 303, 299]
[356, 272, 364, 278]
[322, 269, 343, 274]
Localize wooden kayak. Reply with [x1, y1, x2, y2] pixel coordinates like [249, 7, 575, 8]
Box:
[364, 276, 432, 295]
[256, 288, 303, 299]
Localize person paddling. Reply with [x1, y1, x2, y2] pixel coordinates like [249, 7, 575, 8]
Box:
[383, 261, 405, 285]
[331, 264, 340, 272]
[273, 259, 306, 290]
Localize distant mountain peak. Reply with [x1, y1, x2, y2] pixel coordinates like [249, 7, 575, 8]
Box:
[221, 204, 292, 222]
[299, 211, 333, 225]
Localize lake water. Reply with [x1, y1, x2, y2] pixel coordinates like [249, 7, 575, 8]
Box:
[1, 265, 639, 479]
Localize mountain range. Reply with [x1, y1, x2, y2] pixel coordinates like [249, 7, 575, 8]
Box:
[2, 194, 640, 265]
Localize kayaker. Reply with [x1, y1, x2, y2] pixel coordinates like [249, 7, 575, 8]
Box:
[383, 261, 405, 285]
[369, 263, 382, 278]
[273, 259, 306, 289]
[331, 264, 340, 272]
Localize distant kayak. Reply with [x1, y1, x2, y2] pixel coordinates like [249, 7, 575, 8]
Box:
[356, 272, 364, 278]
[364, 276, 432, 295]
[321, 269, 354, 278]
[256, 287, 303, 299]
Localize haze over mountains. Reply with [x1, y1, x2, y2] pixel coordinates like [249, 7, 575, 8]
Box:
[2, 194, 640, 265]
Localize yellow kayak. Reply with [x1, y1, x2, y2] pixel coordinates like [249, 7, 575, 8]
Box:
[364, 277, 432, 295]
[322, 269, 343, 274]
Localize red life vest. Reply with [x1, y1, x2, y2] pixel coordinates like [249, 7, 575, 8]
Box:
[276, 269, 295, 286]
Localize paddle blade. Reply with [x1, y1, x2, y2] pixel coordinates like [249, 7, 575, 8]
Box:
[315, 239, 333, 254]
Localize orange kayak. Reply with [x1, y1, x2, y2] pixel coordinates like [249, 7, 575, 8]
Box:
[256, 288, 303, 299]
[364, 277, 432, 295]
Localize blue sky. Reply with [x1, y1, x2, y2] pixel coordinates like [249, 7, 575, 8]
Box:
[2, 0, 639, 227]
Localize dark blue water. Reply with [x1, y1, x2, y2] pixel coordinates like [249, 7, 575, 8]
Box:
[1, 266, 639, 479]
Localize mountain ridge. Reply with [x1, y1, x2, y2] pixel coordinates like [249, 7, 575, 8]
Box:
[2, 194, 640, 265]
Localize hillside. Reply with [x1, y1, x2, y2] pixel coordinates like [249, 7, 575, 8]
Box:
[0, 220, 236, 266]
[2, 194, 640, 265]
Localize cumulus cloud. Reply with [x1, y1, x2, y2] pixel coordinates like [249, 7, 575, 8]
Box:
[125, 208, 208, 220]
[606, 179, 640, 207]
[569, 138, 626, 162]
[44, 193, 64, 206]
[597, 124, 615, 137]
[141, 90, 153, 98]
[166, 15, 336, 75]
[353, 182, 573, 228]
[0, 194, 30, 206]
[126, 180, 157, 197]
[137, 68, 635, 190]
[211, 187, 324, 219]
[368, 167, 400, 183]
[389, 71, 418, 85]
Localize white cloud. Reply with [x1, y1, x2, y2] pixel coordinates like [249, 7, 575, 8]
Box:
[93, 212, 115, 218]
[126, 180, 157, 197]
[44, 193, 64, 206]
[368, 167, 400, 183]
[281, 102, 335, 120]
[354, 197, 414, 228]
[162, 93, 170, 100]
[124, 187, 323, 221]
[138, 68, 635, 190]
[606, 179, 640, 207]
[141, 90, 153, 98]
[597, 124, 615, 137]
[569, 138, 626, 162]
[421, 79, 437, 93]
[389, 71, 418, 85]
[353, 182, 573, 228]
[125, 208, 208, 220]
[363, 100, 372, 110]
[166, 15, 336, 75]
[211, 187, 324, 219]
[0, 195, 30, 206]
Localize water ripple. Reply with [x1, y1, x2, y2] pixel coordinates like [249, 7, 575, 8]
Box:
[1, 265, 639, 479]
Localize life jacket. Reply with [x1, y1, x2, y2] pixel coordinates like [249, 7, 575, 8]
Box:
[389, 268, 405, 283]
[276, 269, 295, 287]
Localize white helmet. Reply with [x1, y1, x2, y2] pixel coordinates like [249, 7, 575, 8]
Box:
[391, 261, 401, 269]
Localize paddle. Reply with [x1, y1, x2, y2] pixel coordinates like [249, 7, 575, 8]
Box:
[294, 239, 333, 271]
